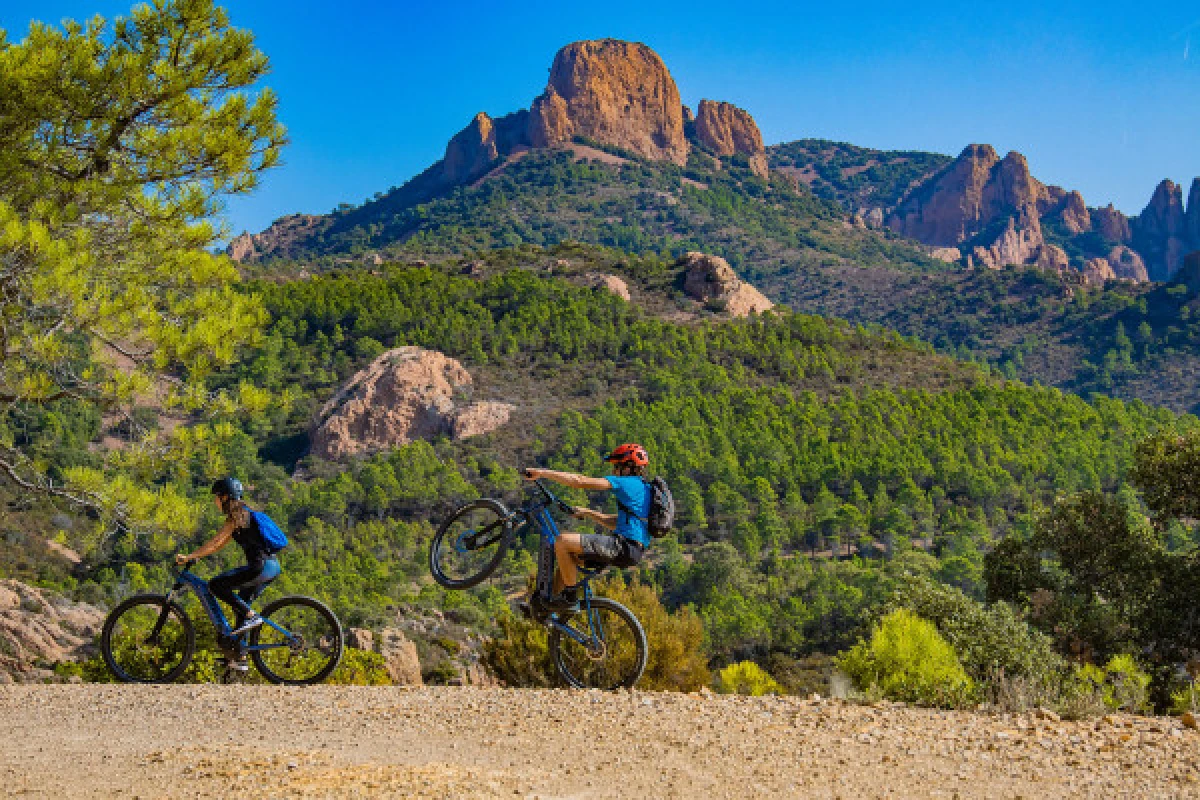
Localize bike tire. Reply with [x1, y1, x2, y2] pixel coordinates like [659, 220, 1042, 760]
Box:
[100, 594, 195, 684]
[549, 596, 647, 691]
[429, 499, 512, 589]
[249, 595, 344, 685]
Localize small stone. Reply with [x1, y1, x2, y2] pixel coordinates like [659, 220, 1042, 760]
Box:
[1182, 712, 1198, 730]
[1034, 707, 1060, 722]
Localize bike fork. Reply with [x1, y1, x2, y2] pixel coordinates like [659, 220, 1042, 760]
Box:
[146, 589, 180, 643]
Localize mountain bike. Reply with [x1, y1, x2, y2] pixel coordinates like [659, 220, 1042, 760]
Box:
[430, 477, 648, 690]
[100, 564, 343, 685]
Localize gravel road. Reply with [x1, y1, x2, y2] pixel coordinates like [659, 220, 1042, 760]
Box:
[1, 685, 1198, 798]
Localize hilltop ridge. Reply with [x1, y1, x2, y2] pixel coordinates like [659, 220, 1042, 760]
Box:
[227, 38, 1198, 287]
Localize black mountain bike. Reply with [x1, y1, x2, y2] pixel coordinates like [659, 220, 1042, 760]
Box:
[430, 478, 647, 690]
[100, 563, 343, 685]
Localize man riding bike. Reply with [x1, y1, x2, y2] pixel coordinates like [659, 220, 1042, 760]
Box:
[523, 443, 653, 612]
[174, 477, 282, 671]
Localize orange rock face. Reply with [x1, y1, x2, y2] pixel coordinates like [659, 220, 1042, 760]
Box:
[0, 580, 104, 683]
[1082, 257, 1117, 285]
[1056, 191, 1092, 235]
[226, 214, 329, 262]
[1134, 179, 1190, 280]
[888, 145, 1048, 248]
[694, 100, 769, 178]
[583, 272, 631, 301]
[310, 347, 513, 461]
[443, 112, 500, 185]
[528, 39, 688, 165]
[680, 252, 773, 316]
[1107, 245, 1149, 282]
[1093, 204, 1132, 244]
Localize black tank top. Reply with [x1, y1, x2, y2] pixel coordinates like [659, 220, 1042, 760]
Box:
[229, 507, 269, 565]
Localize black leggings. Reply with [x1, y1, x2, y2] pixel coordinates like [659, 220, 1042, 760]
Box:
[209, 558, 280, 628]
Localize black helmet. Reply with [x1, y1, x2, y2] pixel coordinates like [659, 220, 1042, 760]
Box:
[211, 477, 244, 501]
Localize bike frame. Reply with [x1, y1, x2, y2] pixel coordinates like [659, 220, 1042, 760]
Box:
[161, 566, 293, 653]
[516, 482, 607, 653]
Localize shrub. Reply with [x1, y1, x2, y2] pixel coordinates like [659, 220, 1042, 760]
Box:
[765, 652, 835, 696]
[482, 612, 555, 688]
[715, 661, 783, 696]
[881, 574, 1064, 687]
[327, 648, 392, 686]
[1170, 683, 1200, 715]
[836, 609, 975, 708]
[482, 577, 710, 691]
[1072, 654, 1151, 713]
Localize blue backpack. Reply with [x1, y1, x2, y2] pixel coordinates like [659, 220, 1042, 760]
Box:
[249, 509, 289, 553]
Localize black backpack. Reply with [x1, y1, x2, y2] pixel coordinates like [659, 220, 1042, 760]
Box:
[618, 477, 675, 539]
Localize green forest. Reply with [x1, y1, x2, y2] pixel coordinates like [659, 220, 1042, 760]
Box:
[4, 0, 1200, 714]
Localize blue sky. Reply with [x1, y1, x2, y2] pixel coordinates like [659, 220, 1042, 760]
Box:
[6, 1, 1199, 237]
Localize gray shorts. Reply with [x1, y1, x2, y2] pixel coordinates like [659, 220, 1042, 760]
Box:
[579, 534, 643, 568]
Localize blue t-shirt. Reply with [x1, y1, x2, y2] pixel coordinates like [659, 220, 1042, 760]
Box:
[607, 476, 652, 547]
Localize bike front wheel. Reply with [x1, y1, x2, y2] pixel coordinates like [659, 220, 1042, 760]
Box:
[101, 594, 195, 683]
[549, 597, 647, 690]
[249, 596, 343, 685]
[429, 499, 512, 589]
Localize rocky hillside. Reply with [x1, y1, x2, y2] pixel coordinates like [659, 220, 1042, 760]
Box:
[220, 40, 947, 289]
[310, 346, 513, 461]
[768, 138, 952, 214]
[227, 39, 777, 264]
[0, 580, 103, 684]
[857, 142, 1196, 284]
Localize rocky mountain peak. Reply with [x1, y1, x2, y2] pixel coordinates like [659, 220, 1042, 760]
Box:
[1056, 191, 1091, 235]
[443, 112, 499, 185]
[528, 39, 688, 165]
[693, 99, 769, 178]
[1187, 178, 1200, 248]
[887, 143, 1046, 248]
[1133, 178, 1191, 280]
[227, 214, 328, 263]
[1093, 204, 1131, 244]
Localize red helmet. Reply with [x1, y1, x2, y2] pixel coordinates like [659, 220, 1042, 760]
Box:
[604, 443, 649, 468]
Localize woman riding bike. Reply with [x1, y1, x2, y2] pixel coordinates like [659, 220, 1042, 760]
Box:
[523, 443, 653, 612]
[174, 477, 282, 671]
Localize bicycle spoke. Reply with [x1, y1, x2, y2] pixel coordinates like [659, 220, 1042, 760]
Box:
[431, 502, 510, 588]
[251, 599, 341, 684]
[104, 599, 192, 683]
[552, 600, 645, 690]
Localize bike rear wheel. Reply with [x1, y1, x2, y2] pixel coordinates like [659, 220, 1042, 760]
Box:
[101, 594, 195, 683]
[429, 499, 511, 589]
[249, 596, 343, 685]
[549, 596, 647, 690]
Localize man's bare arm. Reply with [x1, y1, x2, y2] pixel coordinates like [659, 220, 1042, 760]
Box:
[573, 506, 618, 531]
[524, 468, 611, 492]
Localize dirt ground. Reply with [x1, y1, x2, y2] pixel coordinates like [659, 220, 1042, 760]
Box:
[1, 685, 1198, 798]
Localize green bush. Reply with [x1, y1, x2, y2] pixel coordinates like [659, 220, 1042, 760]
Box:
[1170, 683, 1199, 715]
[715, 661, 783, 696]
[1072, 654, 1151, 713]
[482, 577, 710, 691]
[881, 575, 1064, 687]
[836, 609, 975, 708]
[327, 648, 392, 686]
[481, 612, 555, 688]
